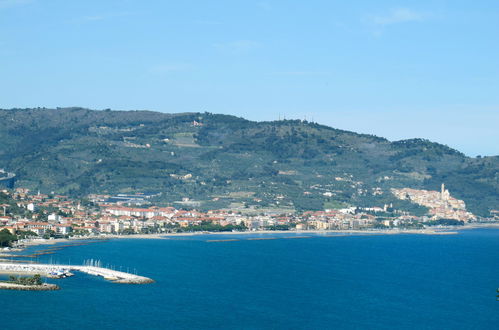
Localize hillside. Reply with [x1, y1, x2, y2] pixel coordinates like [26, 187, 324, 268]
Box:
[0, 107, 497, 216]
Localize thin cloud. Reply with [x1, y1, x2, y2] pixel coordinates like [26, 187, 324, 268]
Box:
[370, 8, 425, 26]
[213, 40, 261, 54]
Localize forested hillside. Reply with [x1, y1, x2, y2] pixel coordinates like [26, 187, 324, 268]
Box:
[0, 108, 497, 216]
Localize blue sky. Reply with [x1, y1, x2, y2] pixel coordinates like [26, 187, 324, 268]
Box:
[1, 0, 498, 156]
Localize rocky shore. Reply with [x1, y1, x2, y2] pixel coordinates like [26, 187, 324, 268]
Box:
[0, 282, 59, 291]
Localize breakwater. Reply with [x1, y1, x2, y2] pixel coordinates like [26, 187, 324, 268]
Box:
[0, 262, 154, 284]
[0, 282, 59, 291]
[73, 265, 154, 284]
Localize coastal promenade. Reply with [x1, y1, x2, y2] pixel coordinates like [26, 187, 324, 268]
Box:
[0, 262, 153, 284]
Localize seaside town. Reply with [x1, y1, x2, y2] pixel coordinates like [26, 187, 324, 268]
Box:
[0, 183, 497, 244]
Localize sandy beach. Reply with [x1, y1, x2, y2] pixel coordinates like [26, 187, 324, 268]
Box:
[4, 223, 496, 257]
[103, 227, 459, 239]
[10, 226, 463, 246]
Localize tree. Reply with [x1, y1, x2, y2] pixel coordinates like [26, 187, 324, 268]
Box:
[33, 274, 42, 285]
[0, 229, 17, 247]
[7, 274, 43, 286]
[42, 229, 56, 239]
[15, 230, 38, 239]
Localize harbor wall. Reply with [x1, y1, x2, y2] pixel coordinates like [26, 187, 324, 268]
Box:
[0, 262, 153, 284]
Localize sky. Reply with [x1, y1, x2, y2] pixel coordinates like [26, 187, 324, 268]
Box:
[0, 0, 498, 156]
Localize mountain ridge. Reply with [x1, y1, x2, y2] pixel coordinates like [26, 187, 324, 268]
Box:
[0, 107, 497, 216]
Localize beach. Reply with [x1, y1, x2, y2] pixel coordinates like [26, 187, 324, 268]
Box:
[5, 222, 499, 259]
[2, 225, 471, 255]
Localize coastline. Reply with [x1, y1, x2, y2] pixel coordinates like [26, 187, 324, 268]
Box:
[5, 223, 498, 256]
[96, 222, 499, 239]
[451, 223, 499, 230]
[0, 224, 495, 291]
[101, 227, 459, 239]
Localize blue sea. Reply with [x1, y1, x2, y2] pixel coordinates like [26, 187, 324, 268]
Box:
[2, 229, 499, 329]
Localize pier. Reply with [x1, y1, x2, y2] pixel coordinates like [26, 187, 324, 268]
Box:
[0, 262, 154, 284]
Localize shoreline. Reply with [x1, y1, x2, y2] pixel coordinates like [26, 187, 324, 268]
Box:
[100, 227, 460, 239]
[97, 222, 499, 240]
[0, 282, 59, 291]
[3, 223, 497, 256]
[451, 223, 499, 230]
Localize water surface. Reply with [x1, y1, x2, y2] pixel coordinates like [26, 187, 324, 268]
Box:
[2, 229, 499, 329]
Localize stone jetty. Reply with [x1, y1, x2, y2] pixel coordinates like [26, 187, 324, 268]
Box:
[0, 282, 59, 291]
[0, 262, 154, 284]
[72, 265, 154, 284]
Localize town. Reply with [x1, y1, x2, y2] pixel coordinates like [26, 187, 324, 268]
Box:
[0, 184, 497, 243]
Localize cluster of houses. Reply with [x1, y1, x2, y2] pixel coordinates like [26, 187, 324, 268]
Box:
[391, 184, 476, 222]
[0, 184, 489, 238]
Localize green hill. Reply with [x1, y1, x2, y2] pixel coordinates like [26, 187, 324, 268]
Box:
[0, 107, 497, 216]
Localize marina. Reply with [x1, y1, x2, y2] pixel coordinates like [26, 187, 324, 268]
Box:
[2, 228, 499, 328]
[0, 262, 154, 284]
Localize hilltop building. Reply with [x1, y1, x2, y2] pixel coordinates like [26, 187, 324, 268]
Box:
[441, 183, 450, 201]
[391, 184, 475, 222]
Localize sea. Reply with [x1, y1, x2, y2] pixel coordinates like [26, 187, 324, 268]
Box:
[2, 228, 499, 329]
